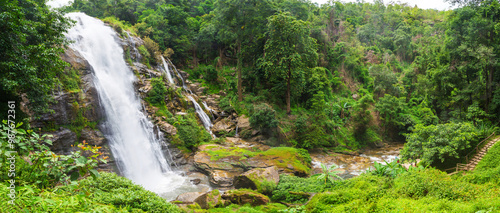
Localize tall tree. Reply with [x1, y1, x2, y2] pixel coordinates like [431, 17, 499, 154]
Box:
[214, 0, 274, 101]
[0, 0, 72, 117]
[260, 12, 318, 114]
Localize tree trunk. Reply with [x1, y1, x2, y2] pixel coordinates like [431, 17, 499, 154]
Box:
[237, 41, 243, 102]
[486, 65, 493, 112]
[286, 67, 291, 114]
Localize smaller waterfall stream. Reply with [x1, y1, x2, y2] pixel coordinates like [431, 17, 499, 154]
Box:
[125, 32, 141, 62]
[162, 57, 216, 138]
[161, 56, 175, 85]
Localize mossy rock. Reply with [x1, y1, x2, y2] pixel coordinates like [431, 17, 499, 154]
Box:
[222, 189, 270, 206]
[193, 190, 225, 209]
[234, 166, 279, 193]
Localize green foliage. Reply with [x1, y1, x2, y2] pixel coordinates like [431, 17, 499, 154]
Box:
[272, 174, 327, 204]
[317, 163, 343, 184]
[0, 122, 104, 188]
[173, 113, 211, 150]
[250, 104, 278, 133]
[259, 11, 318, 114]
[351, 94, 379, 145]
[0, 0, 73, 117]
[0, 183, 125, 212]
[147, 78, 167, 105]
[65, 172, 182, 212]
[60, 68, 81, 93]
[401, 122, 479, 167]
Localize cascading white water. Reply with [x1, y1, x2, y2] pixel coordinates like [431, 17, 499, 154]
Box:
[125, 32, 141, 62]
[187, 95, 215, 138]
[202, 101, 216, 120]
[161, 56, 175, 85]
[64, 12, 194, 198]
[162, 57, 216, 138]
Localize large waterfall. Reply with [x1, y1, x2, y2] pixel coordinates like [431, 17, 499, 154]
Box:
[65, 12, 198, 199]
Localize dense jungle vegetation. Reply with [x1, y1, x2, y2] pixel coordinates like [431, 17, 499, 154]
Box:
[1, 0, 500, 212]
[67, 0, 499, 163]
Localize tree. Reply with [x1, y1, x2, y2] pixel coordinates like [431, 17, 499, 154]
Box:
[400, 122, 478, 167]
[214, 0, 275, 102]
[260, 12, 318, 114]
[0, 0, 72, 118]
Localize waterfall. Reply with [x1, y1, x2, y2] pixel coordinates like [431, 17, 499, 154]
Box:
[162, 57, 216, 138]
[202, 101, 216, 120]
[187, 95, 215, 138]
[161, 56, 175, 85]
[125, 32, 141, 62]
[65, 12, 189, 197]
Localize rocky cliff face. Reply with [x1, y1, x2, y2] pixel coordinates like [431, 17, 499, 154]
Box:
[32, 47, 113, 172]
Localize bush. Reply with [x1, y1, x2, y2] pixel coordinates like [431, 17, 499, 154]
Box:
[174, 113, 211, 150]
[272, 175, 326, 203]
[394, 169, 479, 201]
[250, 104, 278, 133]
[147, 78, 167, 105]
[401, 122, 478, 167]
[68, 172, 182, 212]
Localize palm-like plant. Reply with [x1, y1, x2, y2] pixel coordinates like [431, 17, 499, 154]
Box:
[317, 163, 343, 184]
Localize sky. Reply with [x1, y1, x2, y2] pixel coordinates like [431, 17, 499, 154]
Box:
[311, 0, 457, 10]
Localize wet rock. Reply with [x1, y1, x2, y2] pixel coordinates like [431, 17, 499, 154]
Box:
[222, 189, 270, 206]
[49, 128, 78, 154]
[157, 121, 177, 135]
[189, 83, 205, 95]
[194, 190, 224, 209]
[237, 115, 251, 130]
[60, 47, 92, 71]
[234, 167, 279, 191]
[212, 118, 235, 136]
[190, 178, 201, 185]
[80, 128, 106, 146]
[175, 192, 204, 204]
[209, 169, 242, 188]
[178, 70, 190, 80]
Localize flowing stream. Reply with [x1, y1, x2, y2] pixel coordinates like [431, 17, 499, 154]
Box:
[161, 56, 175, 85]
[65, 12, 204, 200]
[161, 57, 216, 138]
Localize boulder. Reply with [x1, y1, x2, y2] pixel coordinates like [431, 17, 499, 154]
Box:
[234, 167, 279, 192]
[157, 121, 177, 135]
[209, 169, 242, 188]
[237, 115, 251, 129]
[60, 47, 92, 71]
[193, 144, 310, 187]
[222, 189, 270, 206]
[194, 190, 224, 209]
[175, 192, 204, 204]
[212, 118, 235, 136]
[80, 128, 106, 146]
[49, 128, 78, 154]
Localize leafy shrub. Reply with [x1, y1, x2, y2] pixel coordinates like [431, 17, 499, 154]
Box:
[143, 37, 160, 65]
[401, 122, 478, 167]
[272, 175, 326, 203]
[147, 78, 167, 105]
[60, 68, 81, 92]
[174, 113, 211, 150]
[250, 104, 278, 133]
[219, 95, 235, 112]
[68, 172, 182, 212]
[0, 122, 104, 188]
[394, 169, 479, 200]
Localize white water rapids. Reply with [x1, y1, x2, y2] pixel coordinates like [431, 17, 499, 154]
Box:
[65, 12, 203, 200]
